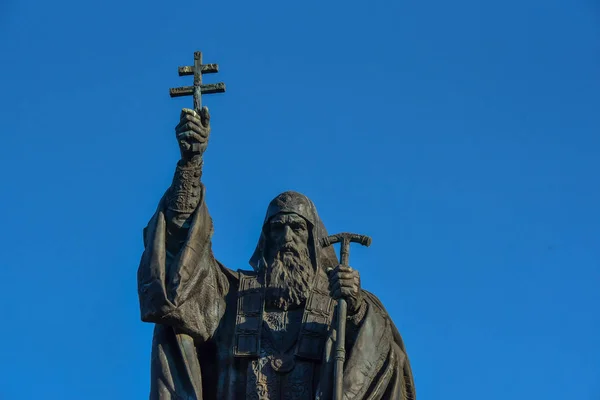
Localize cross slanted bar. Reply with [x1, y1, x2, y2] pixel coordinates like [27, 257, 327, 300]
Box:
[169, 51, 225, 111]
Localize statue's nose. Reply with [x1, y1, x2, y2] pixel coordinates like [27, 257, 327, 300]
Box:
[283, 225, 294, 242]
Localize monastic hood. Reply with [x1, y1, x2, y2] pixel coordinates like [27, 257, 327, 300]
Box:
[249, 191, 338, 272]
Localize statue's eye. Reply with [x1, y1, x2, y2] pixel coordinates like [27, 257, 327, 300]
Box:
[292, 224, 304, 232]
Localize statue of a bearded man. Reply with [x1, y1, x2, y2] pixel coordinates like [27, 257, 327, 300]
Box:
[137, 107, 416, 399]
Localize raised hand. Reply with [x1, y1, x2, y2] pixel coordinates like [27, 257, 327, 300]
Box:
[175, 107, 211, 160]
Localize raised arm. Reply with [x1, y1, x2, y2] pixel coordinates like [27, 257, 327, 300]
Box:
[164, 107, 210, 254]
[137, 107, 229, 341]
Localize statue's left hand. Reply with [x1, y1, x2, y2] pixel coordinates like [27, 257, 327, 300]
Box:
[327, 265, 363, 314]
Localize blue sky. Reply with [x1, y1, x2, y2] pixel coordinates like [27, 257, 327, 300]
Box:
[1, 0, 599, 398]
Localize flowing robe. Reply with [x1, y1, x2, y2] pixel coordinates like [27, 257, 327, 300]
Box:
[138, 186, 416, 399]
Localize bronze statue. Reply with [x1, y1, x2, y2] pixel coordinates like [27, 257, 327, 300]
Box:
[137, 51, 416, 400]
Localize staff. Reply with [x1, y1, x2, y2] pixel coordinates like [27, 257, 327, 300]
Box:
[321, 232, 372, 400]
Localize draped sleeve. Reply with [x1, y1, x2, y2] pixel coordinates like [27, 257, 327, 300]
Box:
[137, 185, 230, 341]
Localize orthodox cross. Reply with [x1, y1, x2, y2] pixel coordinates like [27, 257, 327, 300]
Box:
[169, 51, 226, 111]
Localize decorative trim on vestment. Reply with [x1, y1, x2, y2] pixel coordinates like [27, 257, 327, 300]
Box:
[347, 298, 367, 326]
[233, 271, 264, 357]
[294, 273, 335, 361]
[166, 160, 203, 214]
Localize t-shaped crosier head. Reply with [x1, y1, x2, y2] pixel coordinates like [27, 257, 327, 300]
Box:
[320, 233, 372, 248]
[320, 232, 372, 266]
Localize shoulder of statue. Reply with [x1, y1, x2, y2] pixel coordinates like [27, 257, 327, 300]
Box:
[362, 291, 398, 326]
[236, 268, 259, 279]
[361, 290, 389, 316]
[214, 259, 244, 282]
[362, 289, 409, 352]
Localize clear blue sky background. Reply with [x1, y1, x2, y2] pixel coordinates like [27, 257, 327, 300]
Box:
[1, 0, 599, 398]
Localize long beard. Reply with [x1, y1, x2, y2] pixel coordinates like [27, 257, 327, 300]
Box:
[264, 246, 314, 310]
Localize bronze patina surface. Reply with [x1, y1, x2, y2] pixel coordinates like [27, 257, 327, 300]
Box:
[137, 51, 416, 400]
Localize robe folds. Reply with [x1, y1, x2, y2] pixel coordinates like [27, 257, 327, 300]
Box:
[138, 189, 416, 400]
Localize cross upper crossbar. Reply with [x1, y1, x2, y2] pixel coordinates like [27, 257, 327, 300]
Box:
[169, 51, 225, 111]
[178, 64, 219, 76]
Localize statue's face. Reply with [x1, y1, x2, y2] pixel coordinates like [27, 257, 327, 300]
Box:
[264, 212, 313, 309]
[266, 213, 309, 258]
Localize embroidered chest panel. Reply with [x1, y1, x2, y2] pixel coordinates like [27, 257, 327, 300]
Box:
[233, 270, 335, 399]
[233, 271, 335, 361]
[262, 308, 303, 355]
